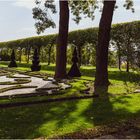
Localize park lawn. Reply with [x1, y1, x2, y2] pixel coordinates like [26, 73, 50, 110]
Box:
[1, 94, 140, 139]
[0, 62, 140, 138]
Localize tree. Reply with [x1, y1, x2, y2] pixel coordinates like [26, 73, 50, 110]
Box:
[111, 21, 139, 72]
[33, 0, 69, 79]
[69, 0, 98, 67]
[94, 0, 134, 94]
[122, 24, 134, 72]
[8, 49, 17, 68]
[111, 24, 124, 71]
[31, 48, 41, 71]
[47, 44, 53, 65]
[33, 0, 97, 79]
[54, 1, 69, 79]
[68, 47, 81, 77]
[94, 0, 116, 93]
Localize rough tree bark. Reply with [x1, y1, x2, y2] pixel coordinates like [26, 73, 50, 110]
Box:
[48, 44, 52, 65]
[118, 44, 121, 71]
[54, 0, 69, 79]
[126, 40, 130, 72]
[126, 55, 129, 72]
[94, 0, 116, 93]
[77, 45, 81, 67]
[19, 48, 22, 63]
[27, 47, 31, 64]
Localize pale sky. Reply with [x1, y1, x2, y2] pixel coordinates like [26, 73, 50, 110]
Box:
[0, 0, 140, 42]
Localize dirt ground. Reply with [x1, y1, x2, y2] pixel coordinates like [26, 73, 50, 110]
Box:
[54, 117, 140, 139]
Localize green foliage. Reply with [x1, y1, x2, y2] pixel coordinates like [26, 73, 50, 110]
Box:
[69, 0, 98, 24]
[32, 0, 56, 34]
[108, 51, 117, 67]
[0, 48, 10, 61]
[0, 20, 140, 67]
[32, 0, 134, 34]
[111, 21, 140, 69]
[123, 0, 134, 12]
[32, 0, 98, 34]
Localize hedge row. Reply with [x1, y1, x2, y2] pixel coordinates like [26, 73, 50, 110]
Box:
[0, 20, 139, 50]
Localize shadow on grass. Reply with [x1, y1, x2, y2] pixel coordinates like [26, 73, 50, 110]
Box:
[1, 86, 140, 138]
[0, 100, 80, 139]
[82, 87, 140, 127]
[80, 67, 140, 84]
[108, 71, 140, 84]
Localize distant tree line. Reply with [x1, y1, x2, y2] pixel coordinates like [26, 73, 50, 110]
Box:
[0, 20, 140, 72]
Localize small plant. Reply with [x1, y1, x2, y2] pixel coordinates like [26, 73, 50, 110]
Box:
[0, 85, 37, 93]
[8, 49, 17, 68]
[31, 48, 41, 71]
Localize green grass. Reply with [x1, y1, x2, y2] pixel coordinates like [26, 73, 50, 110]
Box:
[0, 78, 31, 85]
[0, 85, 37, 93]
[1, 95, 140, 139]
[0, 61, 56, 75]
[0, 62, 140, 138]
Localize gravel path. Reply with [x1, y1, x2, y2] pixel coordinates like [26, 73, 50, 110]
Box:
[0, 76, 15, 89]
[0, 74, 49, 96]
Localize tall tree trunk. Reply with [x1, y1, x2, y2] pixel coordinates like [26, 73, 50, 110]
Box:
[77, 45, 81, 67]
[48, 44, 52, 65]
[118, 45, 121, 71]
[40, 47, 44, 62]
[19, 48, 22, 63]
[126, 55, 129, 72]
[54, 1, 69, 79]
[126, 42, 130, 72]
[94, 0, 116, 93]
[126, 38, 132, 72]
[27, 47, 31, 64]
[38, 46, 41, 55]
[25, 48, 29, 64]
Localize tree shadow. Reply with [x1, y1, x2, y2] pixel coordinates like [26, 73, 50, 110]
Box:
[80, 67, 140, 84]
[81, 87, 140, 128]
[0, 98, 82, 139]
[108, 71, 140, 84]
[0, 78, 140, 139]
